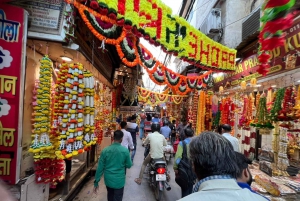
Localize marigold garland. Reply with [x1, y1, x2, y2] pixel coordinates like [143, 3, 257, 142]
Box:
[138, 86, 187, 105]
[29, 56, 54, 157]
[75, 0, 237, 71]
[196, 91, 206, 135]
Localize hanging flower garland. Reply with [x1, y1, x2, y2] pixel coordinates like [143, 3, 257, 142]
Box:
[137, 86, 187, 105]
[205, 92, 213, 131]
[270, 88, 285, 122]
[29, 55, 54, 157]
[83, 70, 97, 150]
[196, 91, 206, 135]
[65, 0, 237, 71]
[257, 0, 296, 75]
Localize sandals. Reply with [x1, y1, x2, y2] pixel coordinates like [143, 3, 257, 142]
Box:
[134, 178, 141, 185]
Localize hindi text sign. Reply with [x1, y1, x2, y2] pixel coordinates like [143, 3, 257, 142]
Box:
[0, 4, 26, 184]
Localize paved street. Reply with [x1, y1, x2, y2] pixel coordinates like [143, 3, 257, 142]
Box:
[73, 138, 181, 201]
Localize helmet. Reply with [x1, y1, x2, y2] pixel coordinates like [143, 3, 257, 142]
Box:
[151, 123, 160, 132]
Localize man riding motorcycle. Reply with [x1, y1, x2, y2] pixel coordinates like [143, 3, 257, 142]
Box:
[135, 123, 168, 185]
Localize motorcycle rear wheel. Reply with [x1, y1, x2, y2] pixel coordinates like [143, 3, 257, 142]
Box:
[154, 182, 163, 201]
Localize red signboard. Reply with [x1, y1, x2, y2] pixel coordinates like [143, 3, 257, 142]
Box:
[214, 15, 300, 87]
[0, 4, 26, 184]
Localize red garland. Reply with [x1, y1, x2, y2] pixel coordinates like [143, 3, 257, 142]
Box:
[265, 0, 290, 8]
[90, 0, 99, 10]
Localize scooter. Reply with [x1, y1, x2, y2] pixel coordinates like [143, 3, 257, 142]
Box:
[163, 143, 174, 165]
[148, 158, 171, 201]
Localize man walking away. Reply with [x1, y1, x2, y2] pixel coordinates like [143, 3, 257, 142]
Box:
[221, 124, 240, 152]
[174, 128, 196, 198]
[160, 121, 171, 140]
[169, 120, 176, 145]
[179, 131, 267, 201]
[127, 115, 139, 163]
[120, 121, 134, 150]
[177, 120, 188, 141]
[94, 130, 132, 201]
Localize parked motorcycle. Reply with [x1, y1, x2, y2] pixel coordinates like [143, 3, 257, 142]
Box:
[148, 158, 171, 201]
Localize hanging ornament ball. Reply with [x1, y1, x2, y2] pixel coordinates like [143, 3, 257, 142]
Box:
[240, 81, 247, 90]
[219, 86, 224, 93]
[250, 78, 257, 87]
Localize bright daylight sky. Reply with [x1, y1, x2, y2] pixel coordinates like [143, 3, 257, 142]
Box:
[142, 0, 183, 91]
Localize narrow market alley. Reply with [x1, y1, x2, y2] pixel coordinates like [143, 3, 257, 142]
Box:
[73, 138, 181, 201]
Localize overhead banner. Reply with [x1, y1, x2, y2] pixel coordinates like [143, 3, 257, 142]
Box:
[66, 0, 236, 71]
[214, 17, 300, 87]
[0, 4, 27, 184]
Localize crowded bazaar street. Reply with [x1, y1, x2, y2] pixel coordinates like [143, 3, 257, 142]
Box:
[2, 0, 300, 201]
[74, 138, 181, 201]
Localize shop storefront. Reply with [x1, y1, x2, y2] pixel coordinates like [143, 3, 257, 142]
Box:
[211, 14, 300, 200]
[0, 1, 119, 200]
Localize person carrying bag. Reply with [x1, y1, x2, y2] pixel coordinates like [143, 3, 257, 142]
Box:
[174, 128, 196, 198]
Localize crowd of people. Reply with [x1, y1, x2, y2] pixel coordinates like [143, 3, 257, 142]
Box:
[93, 114, 268, 201]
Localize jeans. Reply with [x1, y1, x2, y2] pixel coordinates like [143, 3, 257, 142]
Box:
[171, 136, 176, 145]
[139, 127, 144, 139]
[131, 142, 137, 162]
[181, 185, 193, 198]
[106, 186, 124, 201]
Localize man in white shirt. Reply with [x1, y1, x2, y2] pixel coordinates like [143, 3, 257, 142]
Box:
[221, 124, 240, 152]
[179, 131, 267, 201]
[120, 121, 134, 150]
[134, 123, 167, 185]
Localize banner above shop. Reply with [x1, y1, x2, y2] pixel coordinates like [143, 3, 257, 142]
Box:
[0, 4, 27, 184]
[214, 17, 300, 87]
[66, 0, 236, 72]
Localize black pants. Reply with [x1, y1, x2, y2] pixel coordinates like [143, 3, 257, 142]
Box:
[181, 185, 193, 198]
[106, 186, 124, 201]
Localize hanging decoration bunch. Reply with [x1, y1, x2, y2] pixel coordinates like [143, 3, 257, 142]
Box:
[138, 86, 187, 105]
[266, 88, 273, 112]
[270, 88, 285, 121]
[83, 71, 97, 149]
[278, 86, 296, 121]
[55, 63, 87, 159]
[204, 91, 213, 131]
[239, 95, 249, 128]
[196, 91, 206, 135]
[251, 93, 273, 128]
[293, 86, 300, 118]
[29, 56, 66, 187]
[220, 97, 235, 127]
[29, 56, 54, 157]
[257, 0, 296, 76]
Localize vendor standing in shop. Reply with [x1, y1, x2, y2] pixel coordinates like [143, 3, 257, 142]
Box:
[221, 124, 240, 152]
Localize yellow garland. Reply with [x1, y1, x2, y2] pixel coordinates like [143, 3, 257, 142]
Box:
[138, 86, 187, 105]
[67, 0, 236, 71]
[196, 91, 206, 135]
[29, 56, 54, 159]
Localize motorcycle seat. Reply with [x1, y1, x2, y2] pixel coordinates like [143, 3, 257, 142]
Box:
[152, 158, 166, 166]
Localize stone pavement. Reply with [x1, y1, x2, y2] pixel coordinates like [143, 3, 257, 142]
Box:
[73, 138, 181, 201]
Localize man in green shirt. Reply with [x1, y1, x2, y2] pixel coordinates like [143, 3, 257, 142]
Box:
[93, 130, 132, 201]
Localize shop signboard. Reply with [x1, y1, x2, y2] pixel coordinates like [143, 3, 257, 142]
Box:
[214, 17, 300, 87]
[10, 0, 66, 41]
[0, 4, 27, 184]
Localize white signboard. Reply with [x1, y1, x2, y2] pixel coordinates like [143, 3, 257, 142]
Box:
[27, 1, 62, 29]
[10, 0, 67, 41]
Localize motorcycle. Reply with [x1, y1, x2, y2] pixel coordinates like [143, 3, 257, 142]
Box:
[148, 158, 171, 201]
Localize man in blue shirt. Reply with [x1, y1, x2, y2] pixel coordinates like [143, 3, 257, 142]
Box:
[235, 152, 269, 200]
[160, 121, 171, 140]
[152, 113, 160, 123]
